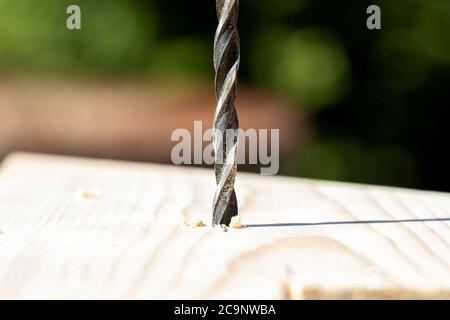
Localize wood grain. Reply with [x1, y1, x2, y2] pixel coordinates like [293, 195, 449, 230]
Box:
[0, 153, 449, 299]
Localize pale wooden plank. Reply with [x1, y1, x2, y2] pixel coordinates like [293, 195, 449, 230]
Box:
[0, 152, 449, 299]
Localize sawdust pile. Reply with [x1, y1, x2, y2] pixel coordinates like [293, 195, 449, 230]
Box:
[229, 216, 243, 229]
[181, 217, 206, 228]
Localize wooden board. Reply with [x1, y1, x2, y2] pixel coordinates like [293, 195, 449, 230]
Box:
[0, 153, 449, 299]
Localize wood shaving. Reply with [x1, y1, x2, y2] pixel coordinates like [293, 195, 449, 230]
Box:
[229, 216, 243, 229]
[77, 188, 101, 200]
[181, 217, 206, 228]
[191, 218, 206, 227]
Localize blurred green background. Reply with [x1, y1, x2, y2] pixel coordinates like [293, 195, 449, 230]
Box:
[0, 0, 449, 191]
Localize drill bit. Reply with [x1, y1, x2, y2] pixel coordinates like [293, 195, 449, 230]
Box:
[212, 0, 240, 226]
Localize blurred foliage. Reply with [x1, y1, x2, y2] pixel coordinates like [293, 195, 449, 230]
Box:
[0, 0, 449, 190]
[0, 0, 155, 73]
[251, 28, 350, 108]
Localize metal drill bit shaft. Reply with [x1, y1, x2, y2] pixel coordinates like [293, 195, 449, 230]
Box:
[212, 0, 240, 226]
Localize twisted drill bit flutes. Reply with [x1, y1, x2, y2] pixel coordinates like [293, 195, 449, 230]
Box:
[212, 0, 240, 226]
